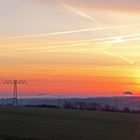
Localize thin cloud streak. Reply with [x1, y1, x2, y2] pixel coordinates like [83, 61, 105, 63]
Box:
[100, 37, 140, 44]
[0, 24, 139, 40]
[63, 0, 140, 13]
[101, 49, 134, 64]
[59, 0, 102, 25]
[0, 43, 90, 53]
[0, 33, 139, 52]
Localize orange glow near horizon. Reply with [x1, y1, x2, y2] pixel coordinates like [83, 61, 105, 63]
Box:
[0, 0, 139, 97]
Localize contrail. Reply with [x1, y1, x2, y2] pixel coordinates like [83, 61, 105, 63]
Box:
[57, 0, 137, 64]
[37, 48, 96, 53]
[119, 33, 140, 39]
[58, 0, 137, 41]
[48, 33, 140, 45]
[101, 49, 134, 64]
[59, 0, 102, 25]
[0, 34, 139, 53]
[44, 33, 140, 45]
[0, 43, 90, 53]
[0, 0, 138, 65]
[74, 33, 140, 44]
[0, 38, 135, 65]
[99, 37, 140, 44]
[0, 24, 139, 40]
[0, 33, 139, 51]
[0, 33, 139, 52]
[0, 40, 135, 65]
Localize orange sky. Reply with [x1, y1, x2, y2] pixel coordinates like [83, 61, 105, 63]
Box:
[0, 0, 139, 97]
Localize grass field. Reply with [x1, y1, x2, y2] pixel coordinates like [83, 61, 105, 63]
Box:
[0, 107, 140, 140]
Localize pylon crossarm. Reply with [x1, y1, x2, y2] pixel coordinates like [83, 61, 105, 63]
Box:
[3, 80, 27, 106]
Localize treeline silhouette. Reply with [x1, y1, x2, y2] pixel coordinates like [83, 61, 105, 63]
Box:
[25, 101, 140, 114]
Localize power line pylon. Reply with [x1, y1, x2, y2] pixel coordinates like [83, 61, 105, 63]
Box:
[3, 80, 27, 106]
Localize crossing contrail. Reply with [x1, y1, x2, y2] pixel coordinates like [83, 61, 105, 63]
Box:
[0, 33, 139, 52]
[0, 24, 139, 40]
[0, 43, 91, 53]
[56, 0, 137, 64]
[102, 37, 140, 44]
[41, 33, 140, 45]
[0, 33, 139, 51]
[101, 49, 134, 64]
[59, 0, 102, 25]
[0, 0, 138, 65]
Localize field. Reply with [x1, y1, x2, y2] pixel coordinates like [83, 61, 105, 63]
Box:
[0, 107, 140, 140]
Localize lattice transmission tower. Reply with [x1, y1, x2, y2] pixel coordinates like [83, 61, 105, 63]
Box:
[3, 80, 27, 106]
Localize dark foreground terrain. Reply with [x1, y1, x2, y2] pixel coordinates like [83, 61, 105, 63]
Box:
[0, 107, 140, 140]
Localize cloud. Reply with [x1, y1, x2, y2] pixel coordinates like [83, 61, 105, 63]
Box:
[0, 23, 139, 40]
[62, 0, 140, 13]
[58, 0, 102, 25]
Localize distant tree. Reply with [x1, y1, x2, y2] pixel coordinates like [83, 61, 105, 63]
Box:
[64, 101, 75, 109]
[112, 106, 119, 112]
[123, 91, 133, 95]
[103, 104, 111, 111]
[76, 102, 87, 110]
[124, 107, 130, 113]
[87, 102, 98, 110]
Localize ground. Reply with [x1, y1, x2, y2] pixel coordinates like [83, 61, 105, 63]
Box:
[0, 107, 139, 140]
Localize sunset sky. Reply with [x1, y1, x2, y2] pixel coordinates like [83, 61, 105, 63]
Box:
[0, 0, 140, 97]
